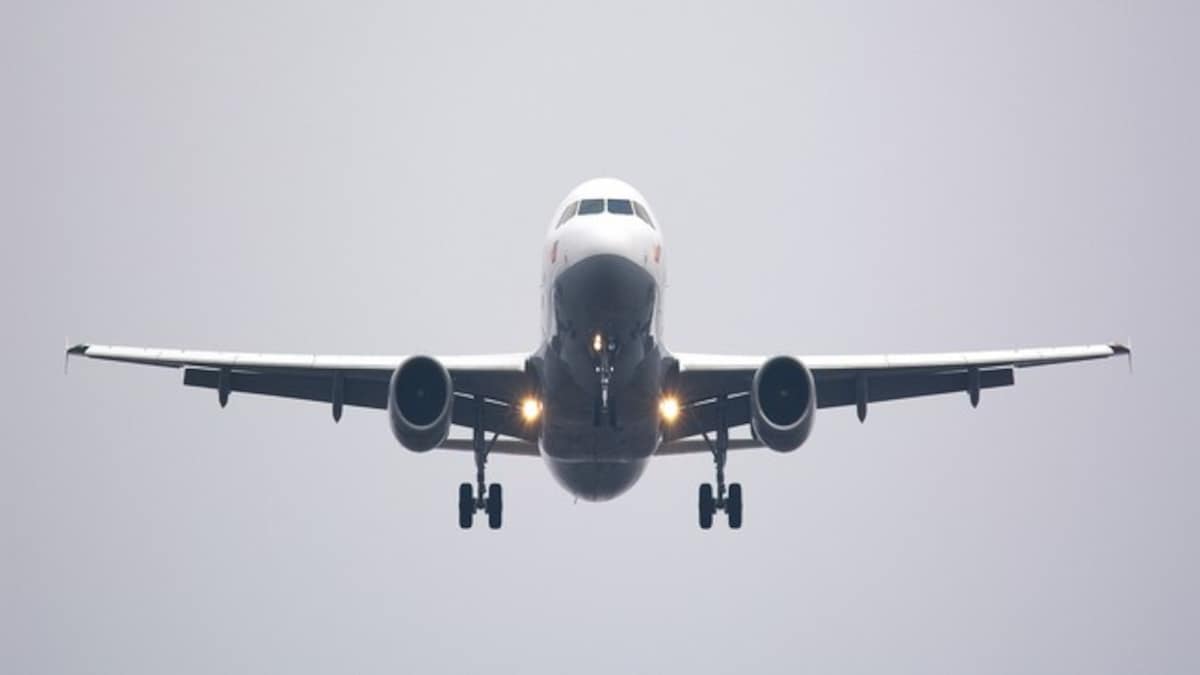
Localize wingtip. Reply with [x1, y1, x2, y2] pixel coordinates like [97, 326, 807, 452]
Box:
[64, 339, 85, 375]
[1110, 338, 1133, 374]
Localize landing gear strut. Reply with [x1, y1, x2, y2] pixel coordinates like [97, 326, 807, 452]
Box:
[593, 333, 618, 427]
[698, 395, 743, 529]
[459, 394, 503, 530]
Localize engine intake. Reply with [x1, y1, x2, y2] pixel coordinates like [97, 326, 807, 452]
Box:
[388, 355, 453, 452]
[751, 356, 816, 452]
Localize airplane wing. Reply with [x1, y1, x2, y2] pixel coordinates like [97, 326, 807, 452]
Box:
[66, 343, 540, 445]
[69, 341, 1131, 454]
[664, 342, 1131, 444]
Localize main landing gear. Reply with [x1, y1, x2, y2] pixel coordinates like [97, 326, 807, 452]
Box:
[698, 395, 743, 530]
[459, 395, 503, 530]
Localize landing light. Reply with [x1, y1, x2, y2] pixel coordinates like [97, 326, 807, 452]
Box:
[521, 397, 542, 422]
[659, 396, 680, 424]
[592, 333, 604, 353]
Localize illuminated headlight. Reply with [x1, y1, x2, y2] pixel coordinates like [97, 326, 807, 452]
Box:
[521, 397, 542, 422]
[659, 396, 680, 424]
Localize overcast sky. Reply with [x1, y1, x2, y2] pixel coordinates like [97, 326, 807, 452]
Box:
[4, 2, 1198, 673]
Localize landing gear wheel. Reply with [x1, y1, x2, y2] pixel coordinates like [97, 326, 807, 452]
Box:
[465, 394, 509, 530]
[486, 483, 503, 530]
[697, 395, 744, 530]
[726, 483, 743, 529]
[698, 483, 715, 530]
[458, 483, 475, 529]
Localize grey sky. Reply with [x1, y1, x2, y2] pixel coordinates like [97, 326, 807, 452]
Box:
[3, 1, 1197, 673]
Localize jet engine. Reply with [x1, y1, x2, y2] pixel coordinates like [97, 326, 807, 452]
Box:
[750, 356, 816, 452]
[388, 356, 454, 452]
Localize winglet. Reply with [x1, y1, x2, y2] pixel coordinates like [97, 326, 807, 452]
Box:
[1110, 339, 1133, 374]
[65, 341, 88, 374]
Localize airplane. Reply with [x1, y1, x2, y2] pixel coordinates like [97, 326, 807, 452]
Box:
[66, 177, 1131, 530]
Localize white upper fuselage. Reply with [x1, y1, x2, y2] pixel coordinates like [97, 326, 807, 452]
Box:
[541, 178, 666, 343]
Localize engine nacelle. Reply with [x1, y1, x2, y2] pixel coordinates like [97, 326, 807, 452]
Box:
[750, 356, 816, 452]
[388, 355, 454, 452]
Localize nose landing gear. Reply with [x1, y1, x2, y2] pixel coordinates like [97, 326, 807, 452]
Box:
[593, 334, 619, 428]
[697, 395, 743, 530]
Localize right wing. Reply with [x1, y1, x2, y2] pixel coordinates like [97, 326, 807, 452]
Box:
[665, 342, 1131, 443]
[67, 343, 539, 445]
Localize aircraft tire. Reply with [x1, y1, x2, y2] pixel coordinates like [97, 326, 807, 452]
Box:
[698, 483, 715, 529]
[487, 483, 503, 530]
[458, 482, 474, 529]
[727, 483, 743, 529]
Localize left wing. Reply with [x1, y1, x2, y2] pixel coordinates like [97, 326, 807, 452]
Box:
[66, 343, 539, 445]
[665, 342, 1131, 444]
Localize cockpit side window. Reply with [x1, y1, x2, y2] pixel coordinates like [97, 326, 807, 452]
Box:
[607, 199, 634, 215]
[556, 201, 577, 228]
[578, 198, 605, 215]
[633, 202, 654, 228]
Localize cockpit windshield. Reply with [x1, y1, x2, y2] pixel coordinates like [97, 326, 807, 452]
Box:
[632, 202, 653, 228]
[556, 198, 655, 229]
[578, 199, 605, 215]
[556, 201, 577, 227]
[607, 199, 633, 215]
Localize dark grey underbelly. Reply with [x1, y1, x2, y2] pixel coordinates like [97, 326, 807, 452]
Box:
[537, 254, 665, 500]
[543, 456, 649, 502]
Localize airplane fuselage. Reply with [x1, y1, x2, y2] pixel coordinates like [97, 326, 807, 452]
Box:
[537, 179, 668, 500]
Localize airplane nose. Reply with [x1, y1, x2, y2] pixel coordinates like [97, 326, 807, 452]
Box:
[560, 216, 649, 265]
